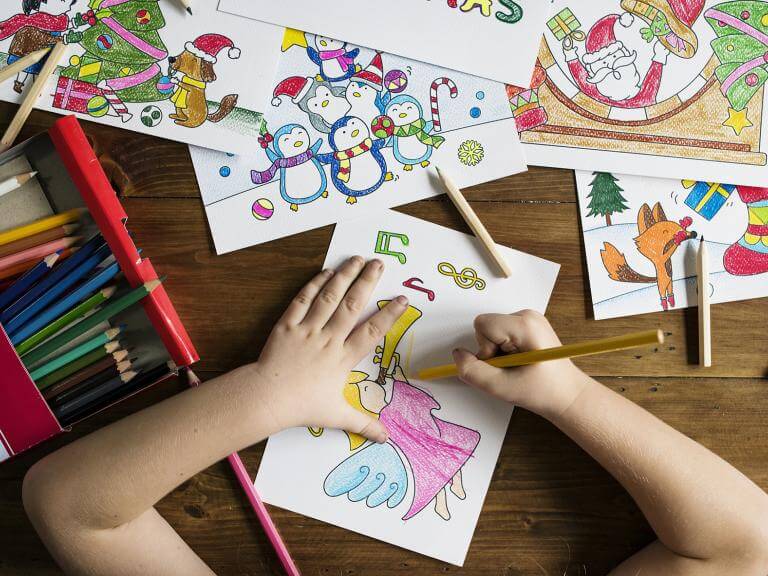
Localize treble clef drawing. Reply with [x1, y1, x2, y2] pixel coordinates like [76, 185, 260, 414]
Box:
[438, 261, 486, 291]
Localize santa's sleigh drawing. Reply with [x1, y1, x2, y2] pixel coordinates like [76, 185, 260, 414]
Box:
[517, 0, 768, 167]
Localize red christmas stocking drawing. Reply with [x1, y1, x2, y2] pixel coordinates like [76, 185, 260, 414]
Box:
[723, 186, 768, 276]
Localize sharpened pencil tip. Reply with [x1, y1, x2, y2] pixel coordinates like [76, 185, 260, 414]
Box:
[186, 6, 193, 14]
[145, 279, 162, 291]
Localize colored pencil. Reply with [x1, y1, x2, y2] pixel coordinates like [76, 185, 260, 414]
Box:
[36, 349, 128, 390]
[10, 261, 120, 344]
[0, 48, 50, 85]
[22, 280, 161, 367]
[0, 224, 79, 259]
[186, 369, 300, 576]
[46, 360, 131, 406]
[0, 43, 67, 152]
[0, 170, 37, 200]
[0, 209, 83, 247]
[0, 236, 78, 272]
[15, 286, 117, 355]
[697, 237, 712, 368]
[174, 0, 193, 15]
[2, 243, 112, 334]
[30, 335, 121, 382]
[53, 370, 138, 422]
[0, 253, 59, 311]
[42, 355, 129, 400]
[418, 329, 665, 381]
[435, 166, 512, 278]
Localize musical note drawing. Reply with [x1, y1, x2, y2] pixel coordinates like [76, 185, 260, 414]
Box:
[402, 277, 436, 301]
[375, 231, 410, 264]
[438, 262, 486, 291]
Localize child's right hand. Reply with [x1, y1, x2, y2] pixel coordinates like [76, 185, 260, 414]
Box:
[452, 310, 591, 421]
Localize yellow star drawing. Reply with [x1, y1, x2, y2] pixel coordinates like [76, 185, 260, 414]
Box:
[281, 28, 307, 52]
[723, 107, 753, 135]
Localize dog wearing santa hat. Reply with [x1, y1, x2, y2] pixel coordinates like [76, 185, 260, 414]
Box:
[564, 12, 670, 108]
[168, 33, 241, 128]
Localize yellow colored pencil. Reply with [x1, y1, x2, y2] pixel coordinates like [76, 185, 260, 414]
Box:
[0, 209, 83, 247]
[418, 329, 664, 381]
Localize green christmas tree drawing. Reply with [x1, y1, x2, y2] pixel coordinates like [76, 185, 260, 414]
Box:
[586, 172, 628, 226]
[61, 0, 168, 104]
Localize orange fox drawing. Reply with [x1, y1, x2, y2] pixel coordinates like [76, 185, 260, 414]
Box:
[600, 202, 698, 311]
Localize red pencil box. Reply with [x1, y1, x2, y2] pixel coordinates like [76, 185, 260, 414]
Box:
[0, 116, 198, 462]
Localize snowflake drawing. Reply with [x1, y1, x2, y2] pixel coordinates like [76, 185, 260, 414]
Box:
[457, 140, 484, 166]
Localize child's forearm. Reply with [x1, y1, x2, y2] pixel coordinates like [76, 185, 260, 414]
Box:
[551, 374, 768, 569]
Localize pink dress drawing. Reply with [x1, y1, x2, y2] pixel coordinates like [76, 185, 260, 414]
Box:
[379, 380, 480, 520]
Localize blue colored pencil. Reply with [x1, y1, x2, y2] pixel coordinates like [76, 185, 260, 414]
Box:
[9, 260, 120, 345]
[0, 252, 60, 311]
[0, 233, 105, 320]
[2, 242, 111, 335]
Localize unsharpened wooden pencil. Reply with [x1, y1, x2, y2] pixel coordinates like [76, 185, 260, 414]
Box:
[47, 359, 132, 407]
[53, 370, 138, 422]
[15, 286, 118, 356]
[0, 236, 78, 272]
[697, 237, 712, 368]
[22, 280, 161, 366]
[42, 357, 130, 401]
[418, 329, 664, 381]
[31, 336, 121, 382]
[0, 43, 67, 152]
[0, 224, 79, 259]
[0, 209, 83, 247]
[0, 170, 37, 200]
[435, 166, 512, 278]
[0, 48, 50, 85]
[36, 349, 128, 390]
[0, 252, 59, 310]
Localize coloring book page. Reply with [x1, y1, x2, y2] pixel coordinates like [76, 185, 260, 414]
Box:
[191, 30, 525, 254]
[217, 0, 552, 87]
[514, 0, 768, 186]
[577, 171, 768, 319]
[256, 210, 560, 566]
[0, 0, 283, 154]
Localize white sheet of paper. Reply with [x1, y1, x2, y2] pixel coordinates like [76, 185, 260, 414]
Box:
[191, 31, 526, 254]
[577, 171, 768, 320]
[217, 0, 551, 86]
[0, 2, 282, 153]
[518, 0, 768, 186]
[256, 210, 560, 566]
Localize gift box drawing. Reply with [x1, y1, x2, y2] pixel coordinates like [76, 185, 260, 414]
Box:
[682, 180, 736, 220]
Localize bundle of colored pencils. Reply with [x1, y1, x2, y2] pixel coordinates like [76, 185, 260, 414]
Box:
[0, 208, 168, 426]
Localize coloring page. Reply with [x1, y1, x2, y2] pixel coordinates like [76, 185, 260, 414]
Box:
[515, 0, 768, 186]
[191, 30, 525, 255]
[0, 0, 283, 154]
[217, 0, 552, 87]
[255, 210, 560, 566]
[577, 170, 768, 319]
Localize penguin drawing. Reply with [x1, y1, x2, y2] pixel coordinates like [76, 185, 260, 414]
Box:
[385, 95, 444, 171]
[251, 123, 327, 212]
[306, 35, 360, 83]
[344, 52, 389, 128]
[319, 116, 393, 204]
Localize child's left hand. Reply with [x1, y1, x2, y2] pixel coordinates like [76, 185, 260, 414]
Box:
[253, 256, 408, 444]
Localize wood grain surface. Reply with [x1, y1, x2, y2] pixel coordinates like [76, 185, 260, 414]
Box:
[1, 105, 766, 575]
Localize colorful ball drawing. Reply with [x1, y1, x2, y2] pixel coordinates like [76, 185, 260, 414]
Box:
[384, 69, 408, 94]
[476, 91, 485, 100]
[470, 107, 481, 119]
[371, 115, 395, 139]
[96, 34, 113, 51]
[252, 198, 274, 220]
[69, 54, 81, 67]
[140, 105, 163, 127]
[219, 166, 231, 177]
[156, 75, 174, 95]
[136, 9, 151, 24]
[87, 95, 110, 118]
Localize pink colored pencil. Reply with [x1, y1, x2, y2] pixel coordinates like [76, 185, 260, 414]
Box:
[0, 236, 79, 271]
[186, 369, 300, 576]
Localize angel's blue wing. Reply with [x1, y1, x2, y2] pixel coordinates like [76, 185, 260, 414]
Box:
[324, 442, 408, 509]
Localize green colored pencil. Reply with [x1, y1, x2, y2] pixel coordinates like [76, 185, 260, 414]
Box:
[29, 329, 122, 382]
[15, 286, 118, 356]
[36, 349, 128, 391]
[22, 280, 161, 367]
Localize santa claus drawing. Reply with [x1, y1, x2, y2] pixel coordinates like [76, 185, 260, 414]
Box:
[564, 12, 670, 108]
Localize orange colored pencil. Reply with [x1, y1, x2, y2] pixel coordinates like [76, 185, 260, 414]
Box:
[0, 224, 79, 258]
[0, 236, 79, 271]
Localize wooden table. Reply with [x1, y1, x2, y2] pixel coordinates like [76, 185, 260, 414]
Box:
[1, 107, 766, 576]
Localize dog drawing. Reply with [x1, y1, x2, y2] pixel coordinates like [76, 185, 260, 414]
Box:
[600, 202, 698, 311]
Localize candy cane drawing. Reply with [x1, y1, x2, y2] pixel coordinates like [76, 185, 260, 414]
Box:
[430, 77, 458, 133]
[97, 81, 134, 123]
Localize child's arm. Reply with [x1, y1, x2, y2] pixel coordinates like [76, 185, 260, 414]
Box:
[23, 257, 407, 576]
[453, 311, 768, 576]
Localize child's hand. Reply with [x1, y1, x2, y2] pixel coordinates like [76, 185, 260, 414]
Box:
[452, 310, 590, 420]
[254, 257, 408, 443]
